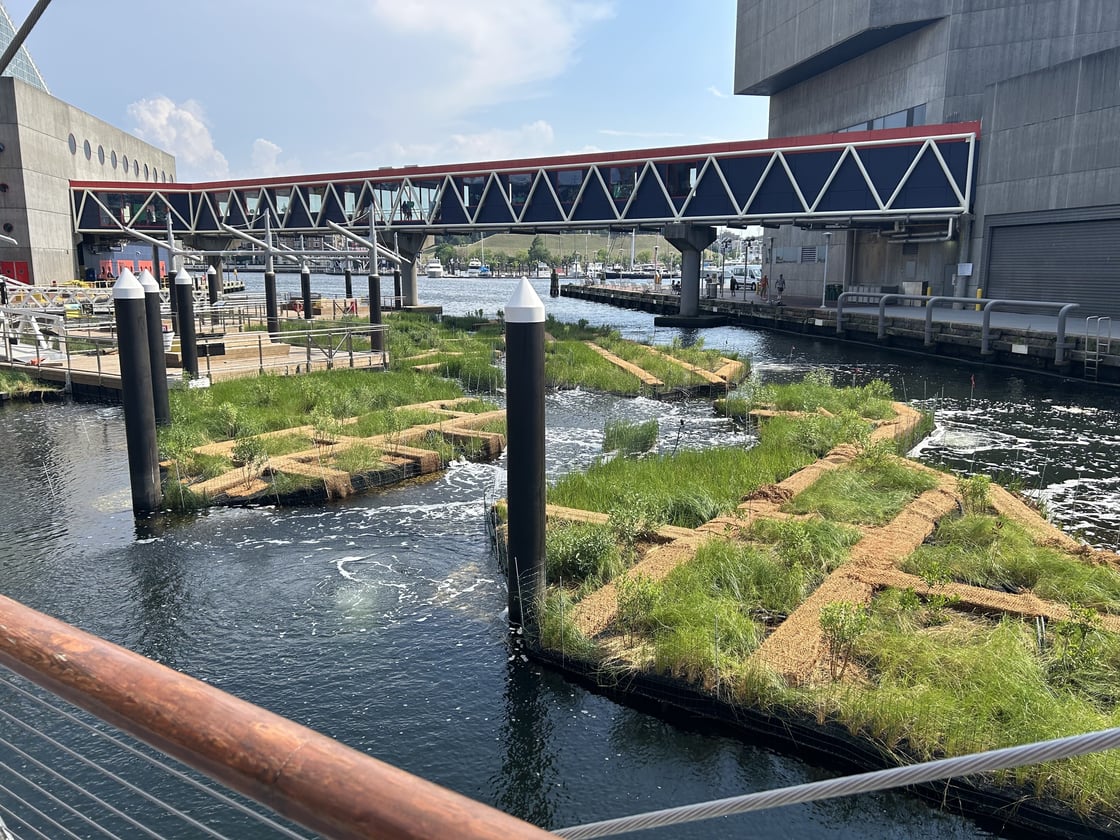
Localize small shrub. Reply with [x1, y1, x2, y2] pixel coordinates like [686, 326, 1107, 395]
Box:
[959, 473, 992, 514]
[546, 521, 621, 584]
[819, 601, 870, 680]
[603, 418, 659, 456]
[231, 436, 267, 487]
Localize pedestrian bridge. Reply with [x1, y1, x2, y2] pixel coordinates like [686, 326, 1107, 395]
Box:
[71, 123, 976, 239]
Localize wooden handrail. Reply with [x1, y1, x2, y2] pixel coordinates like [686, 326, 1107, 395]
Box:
[0, 594, 554, 839]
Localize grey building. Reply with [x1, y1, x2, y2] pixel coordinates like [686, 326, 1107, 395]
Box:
[735, 0, 1120, 318]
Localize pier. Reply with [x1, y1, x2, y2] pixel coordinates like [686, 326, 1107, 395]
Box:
[561, 282, 1117, 384]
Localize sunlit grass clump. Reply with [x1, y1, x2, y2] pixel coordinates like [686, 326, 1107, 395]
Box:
[785, 446, 938, 525]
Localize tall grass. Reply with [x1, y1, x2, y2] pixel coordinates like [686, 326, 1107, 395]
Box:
[785, 450, 938, 525]
[602, 419, 659, 455]
[747, 369, 896, 420]
[827, 606, 1120, 817]
[903, 514, 1120, 612]
[546, 340, 642, 394]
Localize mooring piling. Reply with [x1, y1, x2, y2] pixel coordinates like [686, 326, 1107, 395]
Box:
[137, 268, 170, 426]
[300, 263, 313, 321]
[174, 268, 199, 378]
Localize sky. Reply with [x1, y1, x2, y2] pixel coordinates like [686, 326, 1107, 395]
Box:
[5, 0, 770, 182]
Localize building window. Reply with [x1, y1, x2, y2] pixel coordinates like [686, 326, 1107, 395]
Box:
[144, 163, 149, 179]
[839, 103, 927, 133]
[111, 150, 118, 169]
[83, 139, 91, 160]
[122, 154, 129, 174]
[97, 145, 105, 165]
[68, 133, 77, 155]
[133, 159, 139, 176]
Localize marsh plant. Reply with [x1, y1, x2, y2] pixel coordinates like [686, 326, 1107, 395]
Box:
[602, 418, 659, 456]
[231, 435, 267, 487]
[819, 601, 871, 680]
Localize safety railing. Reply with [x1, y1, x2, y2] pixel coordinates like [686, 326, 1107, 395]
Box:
[836, 293, 1081, 365]
[0, 594, 553, 840]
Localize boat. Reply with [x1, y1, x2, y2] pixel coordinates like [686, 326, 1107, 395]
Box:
[425, 259, 444, 278]
[478, 265, 492, 278]
[466, 258, 482, 278]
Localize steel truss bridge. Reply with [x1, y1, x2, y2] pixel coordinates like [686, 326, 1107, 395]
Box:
[71, 123, 977, 244]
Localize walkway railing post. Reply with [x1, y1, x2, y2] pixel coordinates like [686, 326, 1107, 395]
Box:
[504, 279, 546, 629]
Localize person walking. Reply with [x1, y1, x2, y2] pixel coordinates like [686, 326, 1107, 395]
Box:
[758, 273, 769, 302]
[775, 273, 786, 305]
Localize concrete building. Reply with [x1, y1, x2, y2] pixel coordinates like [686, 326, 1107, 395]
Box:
[735, 0, 1120, 319]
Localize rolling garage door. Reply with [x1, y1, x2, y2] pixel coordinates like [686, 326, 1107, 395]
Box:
[987, 219, 1120, 319]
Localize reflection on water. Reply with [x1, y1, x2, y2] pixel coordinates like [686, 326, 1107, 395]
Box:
[7, 280, 1119, 836]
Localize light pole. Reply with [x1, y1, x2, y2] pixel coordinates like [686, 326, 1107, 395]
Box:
[768, 236, 775, 302]
[820, 231, 832, 307]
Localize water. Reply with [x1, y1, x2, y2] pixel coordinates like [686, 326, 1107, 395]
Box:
[4, 275, 1119, 837]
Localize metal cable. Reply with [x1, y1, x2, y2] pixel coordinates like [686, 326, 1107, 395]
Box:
[554, 726, 1120, 839]
[0, 673, 310, 839]
[0, 779, 86, 840]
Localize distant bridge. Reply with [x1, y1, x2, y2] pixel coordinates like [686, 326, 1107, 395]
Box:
[71, 123, 976, 238]
[69, 122, 977, 317]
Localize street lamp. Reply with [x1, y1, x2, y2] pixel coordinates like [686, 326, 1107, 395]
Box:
[820, 231, 832, 308]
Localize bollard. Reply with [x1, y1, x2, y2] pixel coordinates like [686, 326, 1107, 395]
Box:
[206, 265, 220, 327]
[549, 268, 559, 298]
[137, 269, 171, 426]
[301, 264, 313, 321]
[344, 267, 353, 300]
[174, 269, 199, 378]
[504, 279, 546, 629]
[368, 270, 383, 353]
[112, 269, 162, 514]
[264, 269, 279, 337]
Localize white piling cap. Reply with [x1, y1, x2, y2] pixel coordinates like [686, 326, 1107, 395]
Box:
[111, 267, 144, 300]
[206, 265, 217, 275]
[175, 268, 193, 285]
[504, 278, 545, 323]
[137, 268, 159, 293]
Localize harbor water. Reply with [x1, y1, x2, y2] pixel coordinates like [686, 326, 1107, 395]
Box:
[3, 274, 1119, 837]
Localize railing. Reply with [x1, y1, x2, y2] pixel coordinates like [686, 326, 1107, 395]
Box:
[836, 292, 1081, 365]
[0, 594, 553, 840]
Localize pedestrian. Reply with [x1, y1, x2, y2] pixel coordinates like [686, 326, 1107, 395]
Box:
[758, 273, 768, 302]
[776, 273, 785, 305]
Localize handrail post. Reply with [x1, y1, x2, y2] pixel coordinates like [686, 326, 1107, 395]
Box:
[835, 292, 847, 333]
[877, 294, 899, 339]
[1056, 303, 1080, 365]
[258, 334, 264, 375]
[925, 296, 944, 345]
[981, 300, 994, 354]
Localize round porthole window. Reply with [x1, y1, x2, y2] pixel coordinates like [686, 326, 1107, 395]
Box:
[68, 134, 77, 154]
[144, 163, 149, 179]
[133, 159, 139, 176]
[122, 154, 129, 173]
[3, 223, 14, 233]
[111, 150, 118, 169]
[84, 140, 91, 160]
[97, 145, 105, 165]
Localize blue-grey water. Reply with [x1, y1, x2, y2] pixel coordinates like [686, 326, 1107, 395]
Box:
[3, 274, 1118, 838]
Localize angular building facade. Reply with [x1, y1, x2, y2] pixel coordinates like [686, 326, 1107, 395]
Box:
[735, 0, 1120, 318]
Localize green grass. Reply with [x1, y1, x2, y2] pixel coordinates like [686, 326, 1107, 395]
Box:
[603, 419, 659, 455]
[348, 407, 448, 438]
[785, 450, 938, 525]
[749, 369, 897, 420]
[826, 603, 1120, 817]
[594, 335, 710, 389]
[903, 514, 1120, 612]
[332, 443, 383, 474]
[546, 520, 624, 587]
[546, 340, 642, 394]
[549, 412, 870, 527]
[259, 432, 314, 457]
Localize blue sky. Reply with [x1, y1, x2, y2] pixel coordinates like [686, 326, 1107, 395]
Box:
[7, 0, 770, 182]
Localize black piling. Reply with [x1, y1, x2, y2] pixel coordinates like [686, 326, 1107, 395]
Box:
[367, 269, 384, 353]
[344, 267, 353, 300]
[393, 269, 402, 310]
[207, 265, 220, 327]
[112, 269, 162, 514]
[174, 269, 199, 378]
[138, 268, 171, 426]
[549, 268, 559, 298]
[264, 269, 279, 336]
[504, 279, 546, 629]
[301, 264, 313, 321]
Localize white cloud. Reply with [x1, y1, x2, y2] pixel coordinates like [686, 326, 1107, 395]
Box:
[383, 120, 556, 166]
[126, 97, 229, 181]
[707, 86, 728, 98]
[249, 138, 299, 178]
[370, 0, 613, 116]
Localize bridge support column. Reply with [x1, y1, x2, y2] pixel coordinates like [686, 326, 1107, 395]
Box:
[663, 224, 716, 317]
[393, 232, 429, 308]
